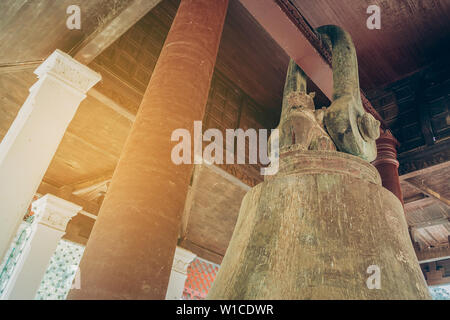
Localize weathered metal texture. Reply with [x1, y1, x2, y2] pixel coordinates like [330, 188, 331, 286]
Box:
[207, 149, 431, 299]
[269, 146, 380, 185]
[317, 25, 380, 162]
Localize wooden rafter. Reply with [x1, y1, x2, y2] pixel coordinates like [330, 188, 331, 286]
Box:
[178, 238, 224, 265]
[89, 89, 136, 122]
[0, 60, 42, 74]
[37, 181, 100, 216]
[400, 160, 450, 181]
[410, 217, 450, 229]
[404, 193, 427, 204]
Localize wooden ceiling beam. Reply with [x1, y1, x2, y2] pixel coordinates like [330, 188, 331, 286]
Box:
[404, 193, 427, 204]
[414, 76, 436, 146]
[178, 238, 224, 265]
[0, 0, 162, 72]
[71, 0, 162, 64]
[426, 274, 450, 286]
[0, 0, 160, 119]
[410, 217, 450, 229]
[400, 160, 450, 181]
[404, 177, 450, 207]
[240, 0, 333, 97]
[404, 196, 436, 212]
[417, 246, 450, 263]
[0, 60, 42, 74]
[89, 89, 136, 122]
[398, 139, 450, 176]
[87, 61, 143, 120]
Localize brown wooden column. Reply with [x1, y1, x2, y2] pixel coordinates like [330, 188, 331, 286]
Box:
[372, 129, 404, 204]
[68, 0, 229, 300]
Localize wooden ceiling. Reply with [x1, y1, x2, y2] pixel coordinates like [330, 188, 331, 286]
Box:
[179, 164, 249, 264]
[90, 0, 330, 117]
[292, 0, 450, 90]
[0, 0, 449, 266]
[421, 259, 450, 286]
[0, 0, 136, 65]
[216, 0, 289, 110]
[284, 0, 450, 255]
[89, 0, 178, 115]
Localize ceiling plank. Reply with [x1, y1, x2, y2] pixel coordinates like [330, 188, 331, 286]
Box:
[404, 193, 427, 204]
[398, 139, 450, 176]
[64, 131, 120, 161]
[239, 0, 332, 97]
[0, 0, 163, 71]
[178, 238, 223, 265]
[0, 60, 41, 74]
[415, 76, 436, 146]
[0, 0, 28, 31]
[404, 196, 436, 212]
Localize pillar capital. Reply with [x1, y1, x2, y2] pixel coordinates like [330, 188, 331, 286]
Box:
[34, 49, 101, 94]
[33, 194, 82, 232]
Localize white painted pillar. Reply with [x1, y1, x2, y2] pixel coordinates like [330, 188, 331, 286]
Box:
[0, 50, 101, 259]
[165, 247, 196, 300]
[6, 194, 82, 300]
